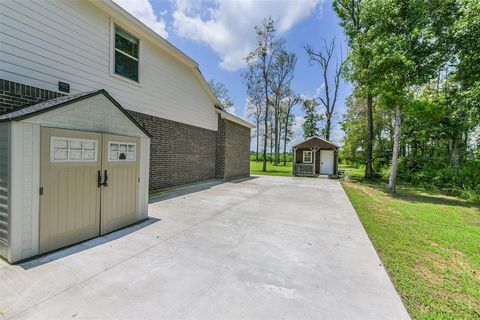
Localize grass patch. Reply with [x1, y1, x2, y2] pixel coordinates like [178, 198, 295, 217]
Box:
[341, 166, 480, 320]
[250, 160, 293, 176]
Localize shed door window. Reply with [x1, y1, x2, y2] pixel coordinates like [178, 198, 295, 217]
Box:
[51, 137, 98, 162]
[114, 26, 139, 82]
[303, 151, 313, 163]
[109, 142, 136, 161]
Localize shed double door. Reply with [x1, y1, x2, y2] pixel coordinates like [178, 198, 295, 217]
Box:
[39, 128, 140, 254]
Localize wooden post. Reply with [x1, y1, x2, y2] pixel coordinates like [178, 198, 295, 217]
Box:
[292, 148, 296, 175]
[312, 148, 316, 175]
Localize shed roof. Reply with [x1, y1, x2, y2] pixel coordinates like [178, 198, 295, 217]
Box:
[0, 90, 151, 137]
[292, 136, 339, 149]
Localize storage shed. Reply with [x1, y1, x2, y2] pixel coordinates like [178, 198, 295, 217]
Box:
[292, 136, 339, 176]
[0, 90, 150, 263]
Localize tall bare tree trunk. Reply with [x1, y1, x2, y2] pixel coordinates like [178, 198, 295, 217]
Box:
[325, 116, 331, 140]
[274, 104, 280, 166]
[255, 120, 260, 161]
[389, 105, 401, 194]
[270, 121, 273, 163]
[278, 121, 282, 164]
[283, 116, 289, 166]
[365, 93, 374, 179]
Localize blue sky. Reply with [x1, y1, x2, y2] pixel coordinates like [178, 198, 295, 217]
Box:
[113, 0, 351, 147]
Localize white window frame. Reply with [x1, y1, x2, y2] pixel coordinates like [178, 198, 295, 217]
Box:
[110, 20, 142, 86]
[50, 137, 98, 163]
[303, 151, 313, 163]
[108, 141, 137, 162]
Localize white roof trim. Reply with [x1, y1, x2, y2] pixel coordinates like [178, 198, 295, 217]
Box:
[216, 110, 255, 129]
[90, 0, 221, 107]
[292, 136, 340, 148]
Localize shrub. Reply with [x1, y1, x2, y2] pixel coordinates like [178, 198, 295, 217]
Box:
[399, 160, 480, 201]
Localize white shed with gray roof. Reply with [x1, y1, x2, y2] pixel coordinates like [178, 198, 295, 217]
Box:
[0, 90, 150, 263]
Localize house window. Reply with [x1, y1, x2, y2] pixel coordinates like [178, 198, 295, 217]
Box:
[51, 137, 98, 162]
[303, 151, 313, 163]
[108, 142, 136, 161]
[114, 26, 139, 82]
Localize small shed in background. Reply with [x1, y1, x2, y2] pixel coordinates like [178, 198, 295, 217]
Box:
[292, 136, 339, 176]
[0, 90, 150, 263]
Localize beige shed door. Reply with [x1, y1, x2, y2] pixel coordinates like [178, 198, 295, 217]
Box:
[40, 128, 102, 253]
[40, 129, 141, 254]
[100, 134, 140, 235]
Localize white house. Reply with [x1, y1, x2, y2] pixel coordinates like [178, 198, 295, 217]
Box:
[0, 0, 254, 262]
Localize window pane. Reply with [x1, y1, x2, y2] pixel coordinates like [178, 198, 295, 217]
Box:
[115, 51, 138, 82]
[115, 27, 139, 58]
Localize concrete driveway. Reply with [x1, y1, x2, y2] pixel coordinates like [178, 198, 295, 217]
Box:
[0, 176, 409, 320]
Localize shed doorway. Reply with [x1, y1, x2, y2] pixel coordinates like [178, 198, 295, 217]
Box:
[39, 128, 140, 254]
[320, 150, 334, 175]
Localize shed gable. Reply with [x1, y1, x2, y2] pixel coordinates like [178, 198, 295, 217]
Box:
[21, 94, 147, 138]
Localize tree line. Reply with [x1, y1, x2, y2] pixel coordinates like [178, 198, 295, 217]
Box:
[334, 0, 479, 198]
[243, 18, 345, 171]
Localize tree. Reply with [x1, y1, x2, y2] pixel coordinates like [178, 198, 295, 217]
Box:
[301, 98, 321, 138]
[245, 18, 283, 171]
[280, 94, 300, 165]
[208, 79, 234, 112]
[245, 70, 265, 161]
[333, 0, 376, 179]
[270, 49, 297, 165]
[363, 0, 456, 193]
[304, 38, 344, 141]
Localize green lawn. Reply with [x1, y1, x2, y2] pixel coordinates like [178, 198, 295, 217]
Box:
[250, 160, 293, 176]
[341, 167, 480, 320]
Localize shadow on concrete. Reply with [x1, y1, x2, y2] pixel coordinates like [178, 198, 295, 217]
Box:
[17, 217, 160, 270]
[149, 176, 258, 203]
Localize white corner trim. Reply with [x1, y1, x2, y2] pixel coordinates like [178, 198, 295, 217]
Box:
[216, 109, 255, 129]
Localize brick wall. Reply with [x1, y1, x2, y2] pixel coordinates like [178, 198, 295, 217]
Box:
[216, 115, 251, 180]
[129, 111, 217, 191]
[0, 80, 64, 115]
[215, 115, 226, 179]
[222, 119, 251, 179]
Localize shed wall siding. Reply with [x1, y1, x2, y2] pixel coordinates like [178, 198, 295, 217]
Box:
[24, 94, 146, 138]
[0, 0, 217, 131]
[9, 122, 40, 262]
[0, 122, 10, 259]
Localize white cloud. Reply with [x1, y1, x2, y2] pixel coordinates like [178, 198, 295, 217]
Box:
[112, 0, 168, 38]
[172, 0, 324, 71]
[314, 83, 325, 96]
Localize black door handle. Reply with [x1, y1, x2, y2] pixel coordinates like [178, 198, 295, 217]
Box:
[97, 170, 102, 188]
[103, 169, 108, 187]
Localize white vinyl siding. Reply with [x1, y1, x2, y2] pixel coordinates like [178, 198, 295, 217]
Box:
[0, 0, 218, 131]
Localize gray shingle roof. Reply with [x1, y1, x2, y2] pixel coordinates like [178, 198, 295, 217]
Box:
[0, 90, 99, 121]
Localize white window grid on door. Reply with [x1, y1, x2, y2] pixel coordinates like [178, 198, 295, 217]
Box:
[108, 141, 136, 161]
[50, 137, 98, 162]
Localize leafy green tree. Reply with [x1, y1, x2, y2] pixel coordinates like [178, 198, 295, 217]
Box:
[357, 0, 457, 193]
[301, 98, 321, 138]
[333, 0, 376, 179]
